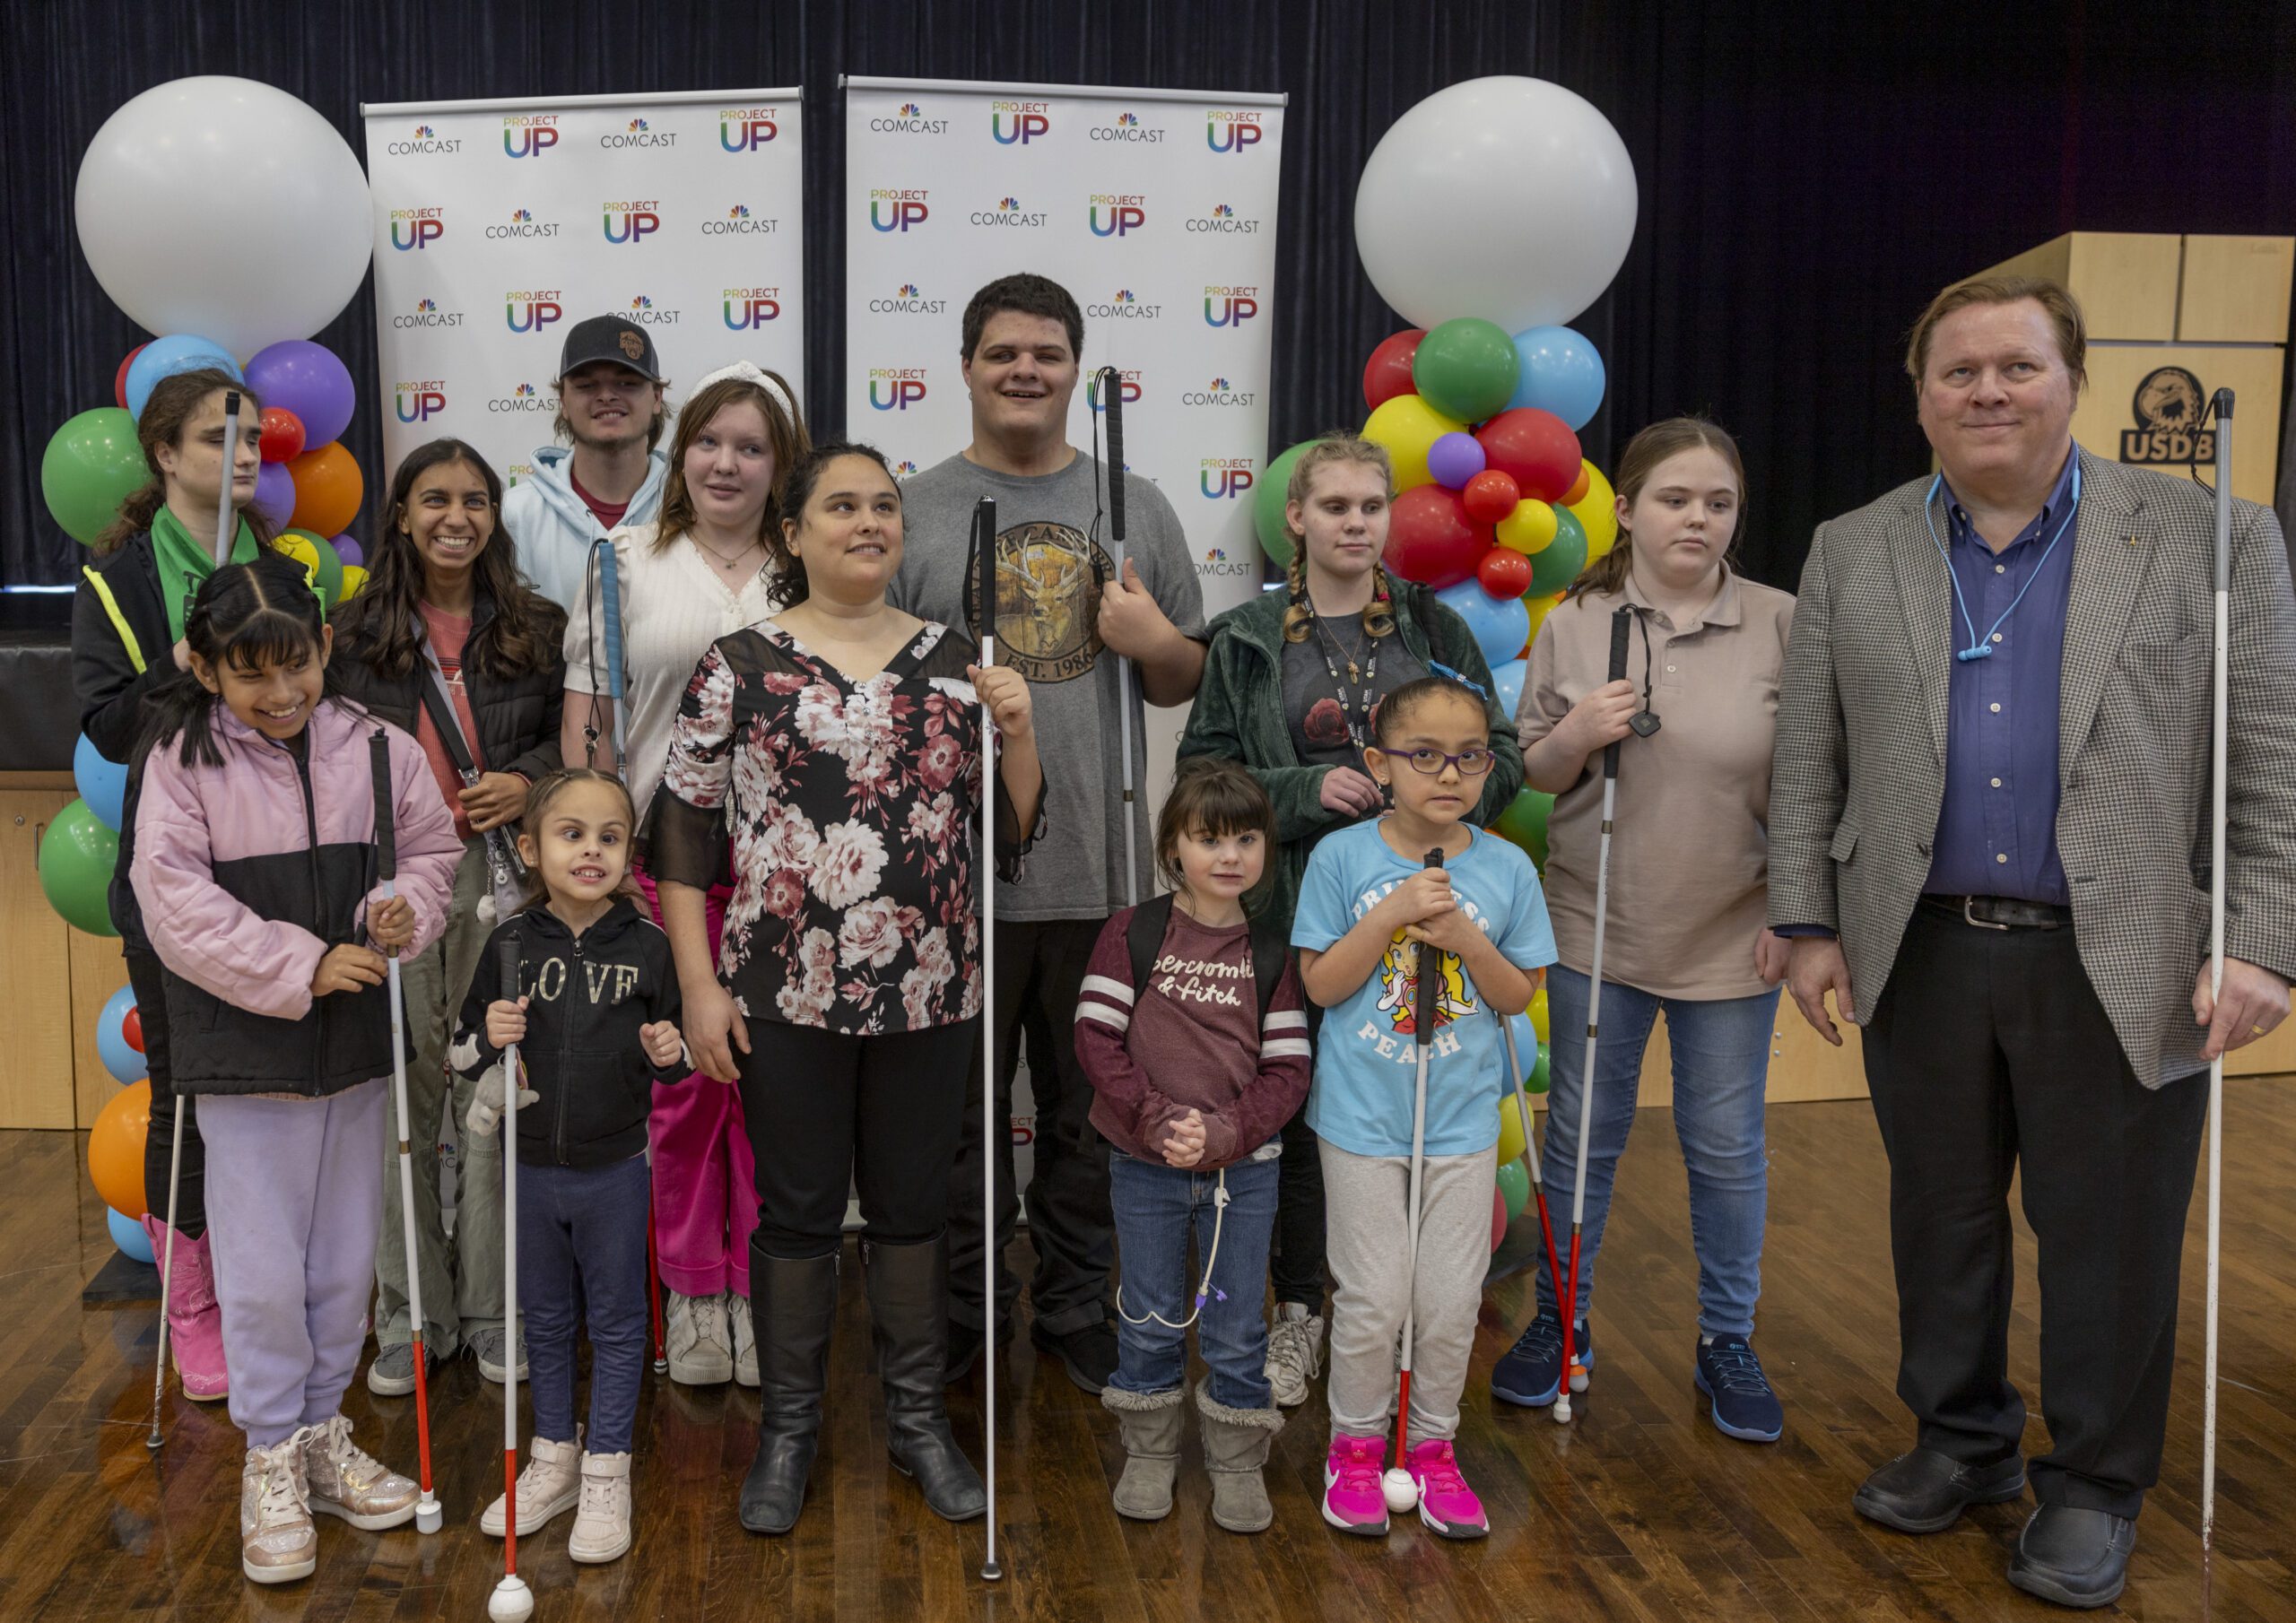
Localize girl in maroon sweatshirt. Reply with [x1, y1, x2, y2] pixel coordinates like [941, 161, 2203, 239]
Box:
[1076, 759, 1310, 1535]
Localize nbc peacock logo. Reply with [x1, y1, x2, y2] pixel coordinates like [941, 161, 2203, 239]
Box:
[625, 292, 682, 326]
[1088, 287, 1160, 319]
[417, 299, 437, 312]
[488, 206, 561, 240]
[387, 123, 462, 155]
[967, 195, 1044, 228]
[488, 381, 552, 415]
[516, 383, 535, 397]
[414, 124, 435, 137]
[1183, 375, 1257, 407]
[869, 282, 946, 316]
[629, 118, 648, 132]
[1198, 543, 1255, 580]
[896, 460, 918, 476]
[870, 100, 949, 135]
[900, 102, 921, 117]
[704, 204, 778, 236]
[1091, 108, 1163, 143]
[392, 296, 464, 331]
[602, 117, 675, 150]
[1118, 113, 1140, 127]
[1190, 202, 1261, 235]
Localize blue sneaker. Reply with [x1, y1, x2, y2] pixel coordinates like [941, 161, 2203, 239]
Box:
[1490, 1315, 1591, 1408]
[1695, 1334, 1783, 1442]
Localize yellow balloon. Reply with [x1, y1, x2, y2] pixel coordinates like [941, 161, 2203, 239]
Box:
[1497, 1097, 1527, 1163]
[1361, 393, 1465, 491]
[277, 531, 320, 571]
[1495, 498, 1559, 555]
[1530, 985, 1550, 1042]
[1523, 590, 1565, 653]
[338, 564, 369, 602]
[1570, 461, 1619, 560]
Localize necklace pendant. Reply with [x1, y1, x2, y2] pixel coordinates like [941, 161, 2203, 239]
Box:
[1346, 661, 1361, 682]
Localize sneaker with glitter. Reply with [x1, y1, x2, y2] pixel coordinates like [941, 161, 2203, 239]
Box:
[300, 1413, 419, 1530]
[239, 1432, 317, 1584]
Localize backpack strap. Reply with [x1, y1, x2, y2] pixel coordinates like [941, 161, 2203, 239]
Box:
[83, 566, 147, 675]
[1124, 893, 1178, 996]
[1247, 916, 1292, 1019]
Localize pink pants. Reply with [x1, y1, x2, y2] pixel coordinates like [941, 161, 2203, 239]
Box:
[635, 866, 758, 1299]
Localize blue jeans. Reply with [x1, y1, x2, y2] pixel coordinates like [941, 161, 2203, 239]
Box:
[520, 1152, 650, 1455]
[1107, 1151, 1280, 1409]
[1535, 966, 1778, 1339]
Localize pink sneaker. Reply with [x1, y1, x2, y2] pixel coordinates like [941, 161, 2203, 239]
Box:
[1320, 1435, 1390, 1535]
[1406, 1438, 1488, 1539]
[143, 1216, 229, 1402]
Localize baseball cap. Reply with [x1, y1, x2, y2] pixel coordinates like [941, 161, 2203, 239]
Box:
[555, 316, 665, 385]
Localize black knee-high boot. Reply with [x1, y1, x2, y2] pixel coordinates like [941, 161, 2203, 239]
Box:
[865, 1235, 987, 1522]
[738, 1249, 839, 1535]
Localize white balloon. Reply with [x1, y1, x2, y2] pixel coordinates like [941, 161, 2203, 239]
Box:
[1354, 77, 1638, 332]
[75, 76, 373, 361]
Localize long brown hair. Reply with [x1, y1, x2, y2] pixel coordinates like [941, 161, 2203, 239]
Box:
[94, 369, 279, 555]
[1280, 434, 1398, 646]
[1566, 417, 1747, 597]
[654, 371, 810, 555]
[331, 438, 567, 681]
[1153, 756, 1277, 911]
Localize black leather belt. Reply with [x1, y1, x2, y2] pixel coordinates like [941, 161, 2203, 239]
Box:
[1921, 893, 2073, 932]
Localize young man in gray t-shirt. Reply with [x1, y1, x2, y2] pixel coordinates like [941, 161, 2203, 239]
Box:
[889, 273, 1205, 1393]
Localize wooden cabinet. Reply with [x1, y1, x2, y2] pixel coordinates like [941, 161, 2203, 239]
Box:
[0, 778, 129, 1130]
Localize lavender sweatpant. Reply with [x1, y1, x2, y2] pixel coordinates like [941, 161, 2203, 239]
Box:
[201, 1081, 386, 1448]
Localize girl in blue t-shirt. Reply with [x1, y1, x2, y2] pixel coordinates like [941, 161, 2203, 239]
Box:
[1291, 673, 1555, 1541]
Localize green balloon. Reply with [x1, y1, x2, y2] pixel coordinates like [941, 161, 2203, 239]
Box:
[1496, 1157, 1530, 1221]
[1530, 1040, 1551, 1095]
[284, 528, 346, 605]
[1411, 317, 1520, 425]
[42, 408, 146, 546]
[1528, 507, 1589, 597]
[39, 799, 119, 937]
[1253, 440, 1314, 569]
[1492, 786, 1555, 868]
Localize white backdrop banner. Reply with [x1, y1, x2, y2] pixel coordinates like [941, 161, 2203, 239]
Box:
[361, 88, 805, 492]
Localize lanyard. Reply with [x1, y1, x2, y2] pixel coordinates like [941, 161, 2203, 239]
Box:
[1310, 612, 1378, 751]
[1924, 464, 2082, 663]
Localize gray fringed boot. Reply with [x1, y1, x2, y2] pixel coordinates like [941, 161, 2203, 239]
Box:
[1196, 1384, 1284, 1533]
[1101, 1384, 1187, 1520]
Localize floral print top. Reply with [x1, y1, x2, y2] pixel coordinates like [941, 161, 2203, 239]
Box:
[647, 618, 1037, 1036]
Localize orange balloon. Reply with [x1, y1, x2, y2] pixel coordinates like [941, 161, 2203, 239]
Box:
[91, 1079, 152, 1220]
[286, 442, 364, 539]
[1561, 464, 1592, 507]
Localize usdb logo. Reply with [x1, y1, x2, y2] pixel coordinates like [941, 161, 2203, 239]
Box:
[2120, 366, 2217, 464]
[871, 101, 949, 135]
[1086, 370, 1144, 412]
[1091, 110, 1162, 143]
[705, 204, 778, 236]
[1089, 194, 1147, 237]
[1205, 110, 1265, 153]
[870, 188, 930, 231]
[603, 117, 674, 149]
[501, 115, 559, 158]
[722, 287, 782, 329]
[488, 207, 561, 240]
[505, 290, 564, 334]
[1182, 376, 1256, 407]
[393, 297, 464, 331]
[626, 293, 681, 326]
[718, 106, 779, 151]
[1189, 202, 1259, 234]
[395, 381, 448, 423]
[1199, 545, 1257, 579]
[603, 199, 661, 244]
[991, 100, 1051, 144]
[970, 195, 1048, 227]
[870, 283, 947, 316]
[387, 122, 462, 156]
[1199, 458, 1255, 499]
[489, 383, 552, 415]
[1204, 284, 1260, 326]
[868, 368, 928, 411]
[1087, 287, 1160, 319]
[388, 207, 445, 251]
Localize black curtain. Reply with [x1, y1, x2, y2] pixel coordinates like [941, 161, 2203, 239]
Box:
[5, 0, 2292, 594]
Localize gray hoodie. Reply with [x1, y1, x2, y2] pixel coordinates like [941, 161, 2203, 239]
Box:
[500, 444, 669, 613]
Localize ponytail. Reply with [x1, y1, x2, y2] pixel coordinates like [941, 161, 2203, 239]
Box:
[94, 370, 277, 555]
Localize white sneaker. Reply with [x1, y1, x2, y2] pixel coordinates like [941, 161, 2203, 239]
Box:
[665, 1289, 734, 1384]
[1265, 1303, 1326, 1408]
[731, 1291, 758, 1388]
[568, 1451, 632, 1563]
[480, 1434, 583, 1536]
[240, 1431, 317, 1584]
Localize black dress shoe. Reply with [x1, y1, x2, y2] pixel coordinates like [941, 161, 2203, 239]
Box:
[1853, 1447, 2026, 1533]
[1031, 1319, 1118, 1394]
[2007, 1505, 2136, 1610]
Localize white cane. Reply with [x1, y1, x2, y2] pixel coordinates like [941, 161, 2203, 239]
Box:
[971, 496, 1004, 1583]
[490, 936, 534, 1622]
[2202, 387, 2234, 1551]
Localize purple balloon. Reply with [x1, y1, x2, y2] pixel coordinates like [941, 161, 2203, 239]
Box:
[1426, 430, 1487, 490]
[330, 532, 363, 568]
[251, 463, 296, 531]
[243, 341, 356, 448]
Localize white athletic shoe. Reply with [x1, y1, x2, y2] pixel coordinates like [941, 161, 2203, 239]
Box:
[568, 1452, 633, 1563]
[731, 1291, 759, 1388]
[1265, 1303, 1326, 1408]
[665, 1289, 734, 1385]
[480, 1434, 583, 1536]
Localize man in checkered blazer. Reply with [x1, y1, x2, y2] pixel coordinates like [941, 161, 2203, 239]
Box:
[1770, 275, 2296, 1610]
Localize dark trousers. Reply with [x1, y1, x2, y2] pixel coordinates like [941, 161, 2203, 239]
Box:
[520, 1152, 649, 1455]
[945, 917, 1114, 1340]
[739, 1020, 972, 1260]
[1269, 1002, 1328, 1307]
[1862, 901, 2208, 1518]
[129, 944, 206, 1239]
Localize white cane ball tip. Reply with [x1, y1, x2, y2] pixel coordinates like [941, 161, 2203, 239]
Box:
[416, 1501, 443, 1533]
[1552, 1397, 1573, 1425]
[1382, 1466, 1419, 1513]
[490, 1577, 535, 1622]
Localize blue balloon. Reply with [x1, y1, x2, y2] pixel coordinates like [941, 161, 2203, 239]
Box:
[1492, 658, 1527, 723]
[74, 733, 129, 832]
[125, 334, 243, 422]
[98, 982, 145, 1085]
[1506, 325, 1606, 431]
[1434, 579, 1535, 673]
[109, 1207, 155, 1264]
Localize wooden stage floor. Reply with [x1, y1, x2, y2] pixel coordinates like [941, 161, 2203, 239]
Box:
[4, 1083, 2292, 1621]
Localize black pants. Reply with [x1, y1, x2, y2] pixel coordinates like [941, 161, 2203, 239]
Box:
[738, 1019, 972, 1260]
[945, 916, 1113, 1339]
[1269, 1001, 1328, 1308]
[1862, 901, 2208, 1518]
[129, 944, 205, 1239]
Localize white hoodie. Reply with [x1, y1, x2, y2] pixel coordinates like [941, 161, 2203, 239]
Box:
[500, 444, 669, 613]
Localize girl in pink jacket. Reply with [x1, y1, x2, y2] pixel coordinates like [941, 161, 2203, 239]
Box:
[132, 555, 461, 1587]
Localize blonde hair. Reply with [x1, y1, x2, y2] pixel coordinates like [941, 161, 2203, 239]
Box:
[1282, 434, 1397, 645]
[1904, 274, 2088, 395]
[655, 369, 811, 554]
[1569, 417, 1747, 598]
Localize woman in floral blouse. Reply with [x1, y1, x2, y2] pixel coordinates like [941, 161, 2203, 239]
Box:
[648, 442, 1043, 1539]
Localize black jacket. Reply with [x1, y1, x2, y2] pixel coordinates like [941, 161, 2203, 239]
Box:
[71, 534, 178, 949]
[330, 587, 568, 789]
[452, 899, 686, 1168]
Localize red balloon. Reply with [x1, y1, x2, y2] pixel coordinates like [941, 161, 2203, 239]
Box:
[123, 1006, 144, 1055]
[1476, 409, 1582, 504]
[1361, 328, 1427, 412]
[1476, 546, 1534, 599]
[1461, 469, 1521, 525]
[113, 344, 148, 411]
[258, 407, 308, 464]
[1383, 485, 1486, 589]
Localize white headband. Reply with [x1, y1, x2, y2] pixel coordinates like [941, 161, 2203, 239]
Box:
[691, 360, 801, 427]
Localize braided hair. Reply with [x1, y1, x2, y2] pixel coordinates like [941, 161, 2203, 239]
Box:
[1280, 434, 1398, 646]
